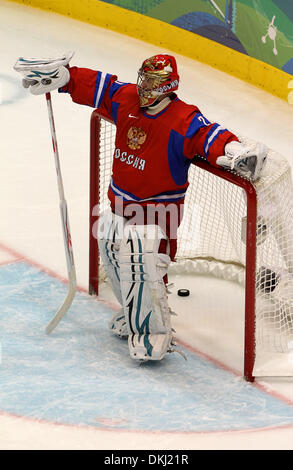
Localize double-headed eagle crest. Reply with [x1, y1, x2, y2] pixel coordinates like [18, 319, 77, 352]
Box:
[127, 126, 147, 150]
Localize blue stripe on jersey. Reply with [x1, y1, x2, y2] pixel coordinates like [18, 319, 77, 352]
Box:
[108, 81, 128, 123]
[168, 130, 191, 186]
[111, 101, 120, 124]
[110, 178, 186, 202]
[203, 124, 227, 158]
[93, 71, 112, 108]
[108, 80, 129, 99]
[185, 113, 211, 138]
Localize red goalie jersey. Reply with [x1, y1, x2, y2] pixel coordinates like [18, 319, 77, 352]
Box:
[61, 66, 238, 258]
[61, 66, 238, 206]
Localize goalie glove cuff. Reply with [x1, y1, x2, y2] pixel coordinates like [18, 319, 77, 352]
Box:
[14, 52, 74, 71]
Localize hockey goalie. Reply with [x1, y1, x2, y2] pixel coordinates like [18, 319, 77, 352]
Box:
[14, 52, 268, 363]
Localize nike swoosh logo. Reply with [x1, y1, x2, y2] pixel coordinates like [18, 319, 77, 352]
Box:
[128, 114, 139, 119]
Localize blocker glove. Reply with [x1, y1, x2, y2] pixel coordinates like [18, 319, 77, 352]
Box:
[217, 140, 268, 181]
[13, 51, 74, 95]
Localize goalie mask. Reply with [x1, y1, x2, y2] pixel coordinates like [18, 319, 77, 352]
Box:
[137, 54, 179, 107]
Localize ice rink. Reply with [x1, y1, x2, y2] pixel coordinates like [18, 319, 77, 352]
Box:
[1, 0, 293, 450]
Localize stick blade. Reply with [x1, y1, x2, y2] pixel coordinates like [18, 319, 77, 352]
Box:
[45, 270, 76, 334]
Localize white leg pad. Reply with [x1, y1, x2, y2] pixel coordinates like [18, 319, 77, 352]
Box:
[97, 210, 126, 305]
[109, 308, 128, 338]
[120, 224, 173, 361]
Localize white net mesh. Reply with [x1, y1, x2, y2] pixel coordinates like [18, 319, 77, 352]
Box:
[92, 114, 293, 377]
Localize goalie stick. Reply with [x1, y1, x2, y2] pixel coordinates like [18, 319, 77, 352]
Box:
[45, 92, 77, 334]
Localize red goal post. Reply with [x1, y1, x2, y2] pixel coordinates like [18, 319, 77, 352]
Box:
[89, 109, 293, 382]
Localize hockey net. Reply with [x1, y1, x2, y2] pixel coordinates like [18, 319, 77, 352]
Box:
[89, 110, 293, 381]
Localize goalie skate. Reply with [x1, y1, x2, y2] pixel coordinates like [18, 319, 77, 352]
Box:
[128, 332, 173, 361]
[128, 333, 187, 361]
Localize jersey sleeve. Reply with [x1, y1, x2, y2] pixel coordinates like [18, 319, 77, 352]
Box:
[183, 110, 239, 167]
[59, 66, 128, 121]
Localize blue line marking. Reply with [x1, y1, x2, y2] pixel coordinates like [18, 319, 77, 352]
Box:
[1, 261, 293, 432]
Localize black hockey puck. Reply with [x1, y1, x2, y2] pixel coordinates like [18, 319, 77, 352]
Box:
[177, 289, 190, 297]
